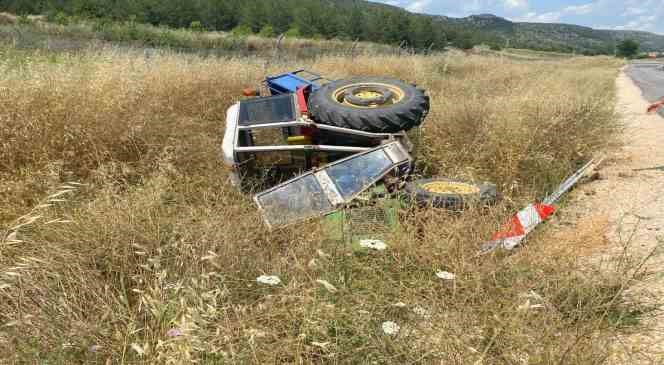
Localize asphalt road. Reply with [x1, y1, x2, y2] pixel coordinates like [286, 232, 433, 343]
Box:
[626, 62, 664, 117]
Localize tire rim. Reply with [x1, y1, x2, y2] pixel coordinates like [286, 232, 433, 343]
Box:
[332, 83, 405, 109]
[421, 181, 480, 195]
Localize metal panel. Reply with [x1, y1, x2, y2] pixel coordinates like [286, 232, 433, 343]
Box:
[254, 174, 334, 230]
[238, 94, 298, 126]
[266, 74, 314, 94]
[222, 103, 240, 167]
[253, 141, 412, 229]
[384, 142, 410, 164]
[315, 171, 345, 206]
[265, 70, 330, 94]
[324, 149, 394, 199]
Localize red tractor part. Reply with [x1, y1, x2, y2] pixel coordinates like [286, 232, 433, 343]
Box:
[296, 85, 311, 115]
[242, 88, 259, 97]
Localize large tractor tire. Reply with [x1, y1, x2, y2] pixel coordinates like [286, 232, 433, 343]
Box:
[404, 178, 497, 211]
[308, 77, 430, 133]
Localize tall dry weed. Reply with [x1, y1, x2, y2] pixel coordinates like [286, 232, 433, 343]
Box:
[0, 48, 638, 364]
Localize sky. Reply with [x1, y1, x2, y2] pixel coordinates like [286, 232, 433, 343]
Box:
[370, 0, 664, 35]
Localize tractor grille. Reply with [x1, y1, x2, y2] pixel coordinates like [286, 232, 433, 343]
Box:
[347, 205, 391, 237]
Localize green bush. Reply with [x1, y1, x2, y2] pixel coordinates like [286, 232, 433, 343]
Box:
[53, 11, 69, 26]
[616, 39, 640, 58]
[190, 21, 203, 32]
[17, 15, 32, 25]
[230, 24, 253, 37]
[258, 25, 274, 38]
[285, 27, 301, 38]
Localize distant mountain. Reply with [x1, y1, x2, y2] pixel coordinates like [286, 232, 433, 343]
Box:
[440, 13, 664, 53]
[365, 2, 664, 54]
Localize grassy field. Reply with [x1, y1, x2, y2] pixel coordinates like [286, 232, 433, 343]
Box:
[0, 12, 399, 59]
[478, 48, 579, 62]
[0, 40, 645, 364]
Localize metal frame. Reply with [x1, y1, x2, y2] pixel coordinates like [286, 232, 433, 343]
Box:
[234, 118, 409, 154]
[238, 119, 402, 138]
[229, 94, 412, 159]
[235, 145, 369, 153]
[253, 141, 412, 229]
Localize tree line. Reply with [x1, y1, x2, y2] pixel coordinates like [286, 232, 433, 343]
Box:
[0, 0, 506, 51]
[1, 0, 643, 56]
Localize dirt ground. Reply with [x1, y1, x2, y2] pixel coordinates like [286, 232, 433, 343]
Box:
[555, 70, 664, 364]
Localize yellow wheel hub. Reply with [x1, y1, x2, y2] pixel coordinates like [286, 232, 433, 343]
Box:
[422, 181, 480, 195]
[355, 90, 383, 100]
[331, 83, 405, 109]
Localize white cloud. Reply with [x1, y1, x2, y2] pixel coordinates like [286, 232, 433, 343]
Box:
[503, 0, 528, 9]
[517, 2, 596, 23]
[514, 1, 598, 24]
[514, 11, 562, 23]
[622, 14, 658, 32]
[461, 0, 482, 12]
[625, 7, 647, 16]
[406, 0, 432, 13]
[563, 3, 595, 15]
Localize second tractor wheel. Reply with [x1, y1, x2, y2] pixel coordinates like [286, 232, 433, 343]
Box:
[404, 178, 497, 211]
[308, 77, 430, 133]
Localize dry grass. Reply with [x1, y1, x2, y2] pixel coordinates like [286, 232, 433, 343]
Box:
[0, 46, 644, 364]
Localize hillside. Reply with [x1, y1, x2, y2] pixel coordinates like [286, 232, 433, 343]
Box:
[2, 0, 664, 54]
[446, 14, 664, 54]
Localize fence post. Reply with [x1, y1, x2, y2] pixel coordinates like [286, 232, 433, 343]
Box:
[348, 38, 359, 59]
[264, 33, 285, 73]
[398, 40, 407, 56]
[426, 43, 435, 55]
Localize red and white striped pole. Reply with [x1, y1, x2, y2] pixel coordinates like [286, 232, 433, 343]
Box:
[481, 159, 598, 253]
[485, 203, 556, 250]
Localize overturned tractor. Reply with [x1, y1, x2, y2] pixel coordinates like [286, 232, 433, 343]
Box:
[222, 70, 496, 231]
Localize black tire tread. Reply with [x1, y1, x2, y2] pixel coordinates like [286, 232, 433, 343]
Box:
[308, 77, 430, 133]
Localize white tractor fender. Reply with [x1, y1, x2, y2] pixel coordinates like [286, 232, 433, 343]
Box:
[222, 103, 240, 167]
